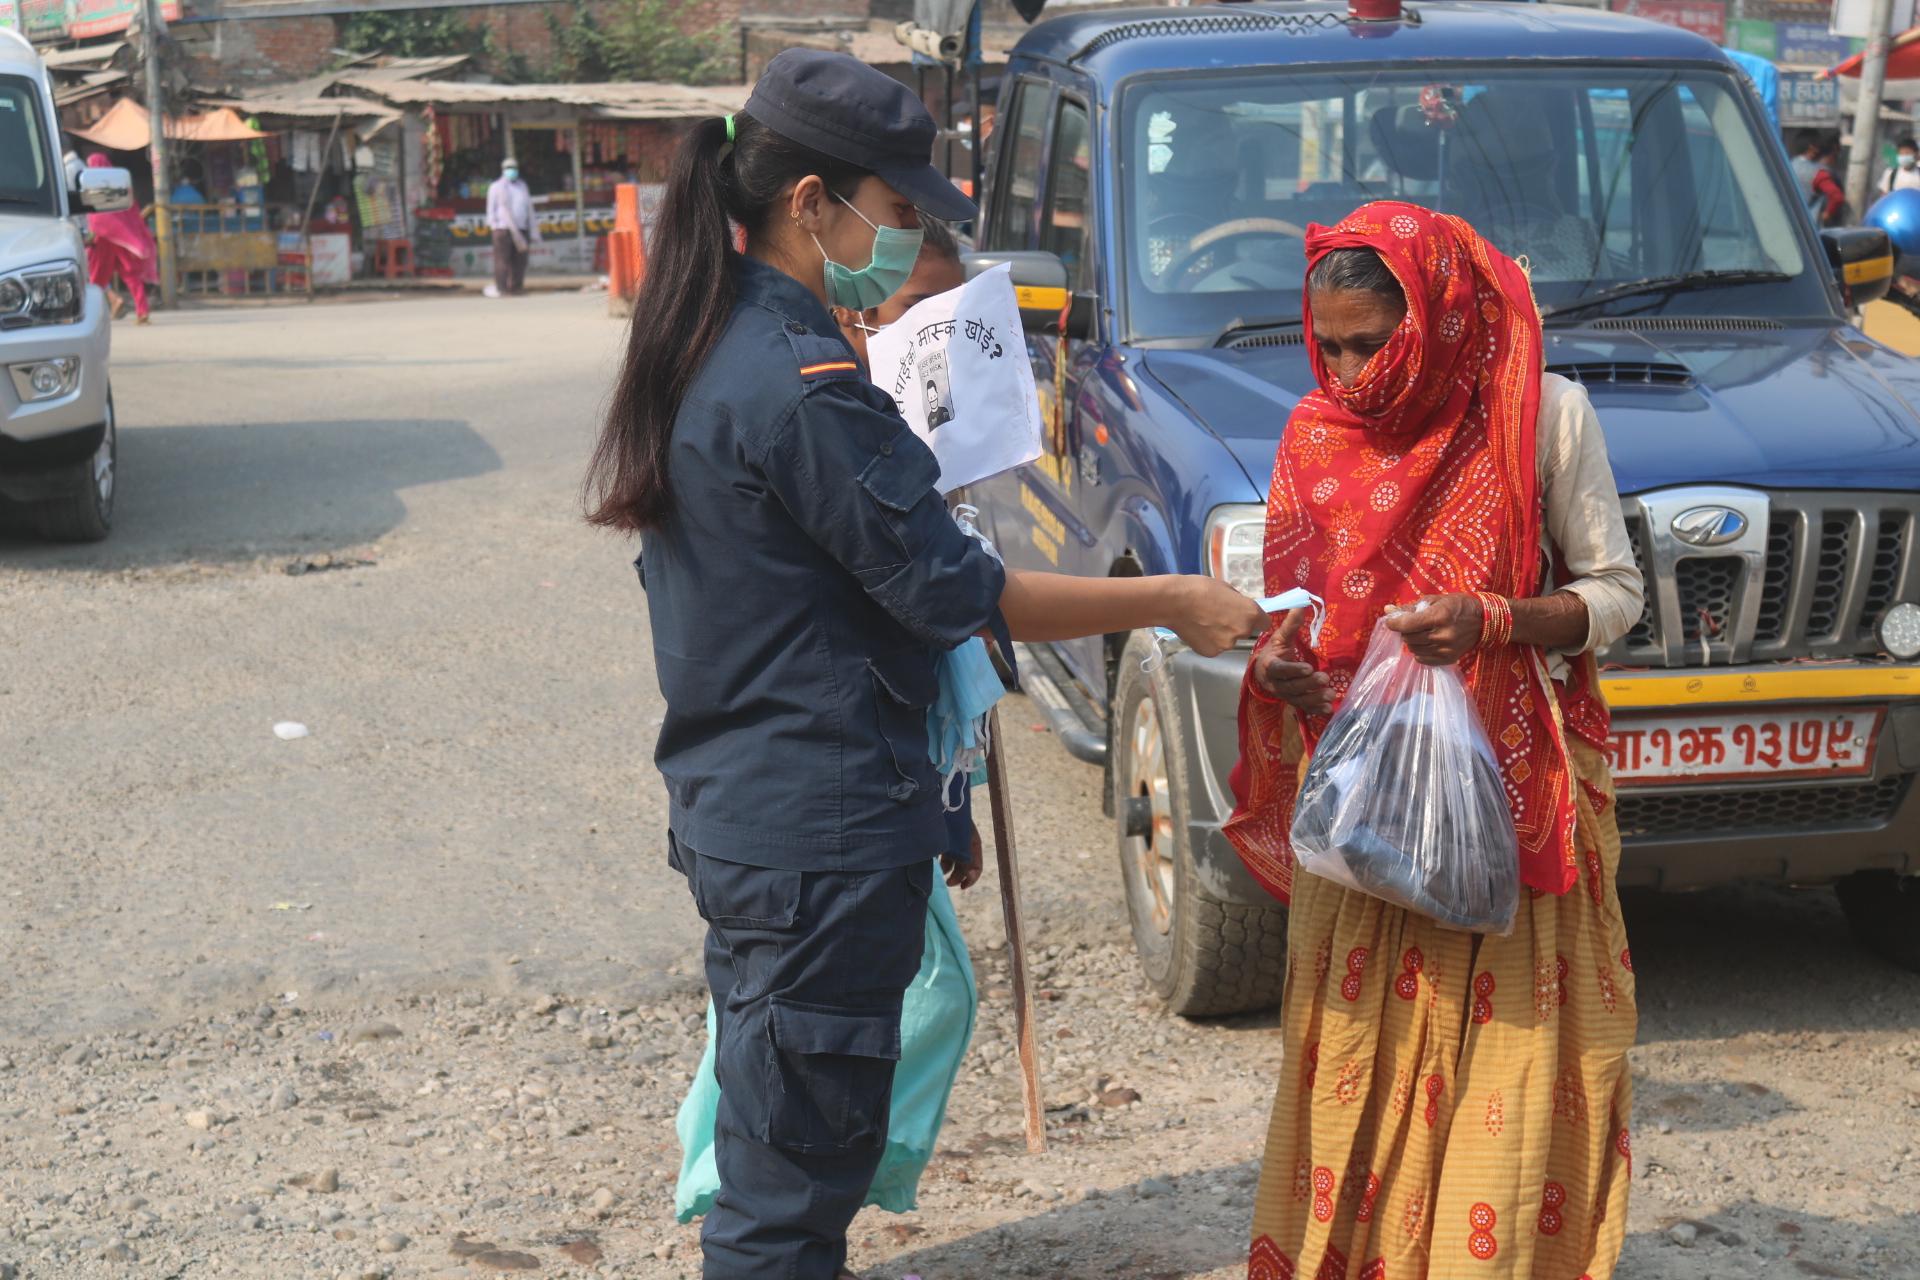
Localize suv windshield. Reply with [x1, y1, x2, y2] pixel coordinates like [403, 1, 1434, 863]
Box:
[0, 74, 55, 217]
[1120, 64, 1820, 343]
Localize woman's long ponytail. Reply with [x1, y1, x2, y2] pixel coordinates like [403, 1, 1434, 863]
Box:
[585, 116, 734, 532]
[585, 114, 867, 532]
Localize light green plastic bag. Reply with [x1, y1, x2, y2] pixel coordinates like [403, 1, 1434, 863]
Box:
[675, 867, 977, 1220]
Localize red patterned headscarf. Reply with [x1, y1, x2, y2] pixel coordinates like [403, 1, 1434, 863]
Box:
[1223, 202, 1609, 903]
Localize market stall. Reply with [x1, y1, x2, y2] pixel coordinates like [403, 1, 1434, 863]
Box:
[315, 77, 750, 279]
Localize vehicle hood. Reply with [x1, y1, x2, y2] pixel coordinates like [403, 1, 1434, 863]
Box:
[1141, 325, 1920, 496]
[0, 216, 82, 276]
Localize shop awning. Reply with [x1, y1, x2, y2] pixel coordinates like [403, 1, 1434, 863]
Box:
[205, 93, 401, 132]
[66, 98, 271, 149]
[329, 75, 752, 120]
[1829, 28, 1920, 79]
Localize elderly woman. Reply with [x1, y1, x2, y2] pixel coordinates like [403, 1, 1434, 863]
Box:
[1225, 203, 1644, 1280]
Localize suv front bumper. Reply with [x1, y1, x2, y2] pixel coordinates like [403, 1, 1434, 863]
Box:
[1168, 648, 1920, 904]
[0, 282, 111, 447]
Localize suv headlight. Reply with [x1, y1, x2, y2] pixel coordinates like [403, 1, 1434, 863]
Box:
[1203, 503, 1267, 598]
[0, 263, 84, 328]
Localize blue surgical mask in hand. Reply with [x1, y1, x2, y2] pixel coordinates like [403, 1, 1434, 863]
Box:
[813, 193, 924, 310]
[1142, 586, 1326, 672]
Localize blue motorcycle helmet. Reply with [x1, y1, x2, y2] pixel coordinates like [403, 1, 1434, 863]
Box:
[1866, 187, 1920, 261]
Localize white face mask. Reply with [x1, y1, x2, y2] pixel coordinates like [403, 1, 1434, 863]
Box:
[1901, 153, 1917, 171]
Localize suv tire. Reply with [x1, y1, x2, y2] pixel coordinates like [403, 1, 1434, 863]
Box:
[1835, 869, 1920, 971]
[30, 391, 114, 542]
[1113, 631, 1287, 1016]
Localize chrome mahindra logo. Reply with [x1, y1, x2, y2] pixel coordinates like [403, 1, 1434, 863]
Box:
[1670, 505, 1748, 547]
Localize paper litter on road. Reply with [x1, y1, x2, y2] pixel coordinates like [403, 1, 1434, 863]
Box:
[272, 722, 310, 740]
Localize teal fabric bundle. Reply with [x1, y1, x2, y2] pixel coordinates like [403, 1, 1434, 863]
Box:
[674, 867, 978, 1220]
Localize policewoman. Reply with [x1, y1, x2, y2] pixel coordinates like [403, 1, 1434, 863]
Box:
[585, 50, 1266, 1280]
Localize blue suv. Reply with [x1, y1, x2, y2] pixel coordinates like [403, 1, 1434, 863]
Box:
[962, 1, 1920, 1015]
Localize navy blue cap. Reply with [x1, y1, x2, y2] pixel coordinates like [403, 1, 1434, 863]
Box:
[745, 48, 977, 222]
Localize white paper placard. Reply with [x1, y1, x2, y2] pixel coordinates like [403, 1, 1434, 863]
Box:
[867, 263, 1044, 493]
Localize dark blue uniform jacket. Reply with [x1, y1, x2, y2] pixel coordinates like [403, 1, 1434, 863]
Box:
[639, 255, 1005, 871]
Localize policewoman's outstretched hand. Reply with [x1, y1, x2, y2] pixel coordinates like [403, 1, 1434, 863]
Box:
[1163, 575, 1271, 656]
[997, 569, 1267, 656]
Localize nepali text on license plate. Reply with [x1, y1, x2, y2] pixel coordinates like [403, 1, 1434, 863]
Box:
[1604, 705, 1884, 785]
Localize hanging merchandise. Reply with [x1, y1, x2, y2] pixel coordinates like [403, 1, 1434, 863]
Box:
[422, 104, 442, 195]
[245, 117, 271, 187]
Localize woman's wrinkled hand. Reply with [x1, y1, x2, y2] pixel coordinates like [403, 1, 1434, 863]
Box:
[1165, 576, 1269, 657]
[1251, 608, 1335, 715]
[1384, 593, 1484, 666]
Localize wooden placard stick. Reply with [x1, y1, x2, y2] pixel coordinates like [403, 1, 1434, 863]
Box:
[982, 703, 1045, 1154]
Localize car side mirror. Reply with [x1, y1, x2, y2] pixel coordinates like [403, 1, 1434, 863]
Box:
[961, 249, 1094, 339]
[72, 166, 134, 214]
[1822, 226, 1893, 308]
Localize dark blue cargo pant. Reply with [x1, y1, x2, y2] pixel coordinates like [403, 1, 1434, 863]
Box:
[670, 835, 931, 1280]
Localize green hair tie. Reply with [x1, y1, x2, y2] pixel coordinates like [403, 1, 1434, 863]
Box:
[725, 114, 736, 143]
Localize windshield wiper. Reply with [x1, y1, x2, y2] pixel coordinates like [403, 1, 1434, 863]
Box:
[1541, 269, 1793, 321]
[1210, 315, 1303, 348]
[0, 196, 44, 206]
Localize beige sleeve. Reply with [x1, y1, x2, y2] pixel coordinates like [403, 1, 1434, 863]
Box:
[1536, 373, 1646, 652]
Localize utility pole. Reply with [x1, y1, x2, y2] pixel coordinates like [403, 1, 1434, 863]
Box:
[1845, 0, 1897, 224]
[143, 0, 176, 309]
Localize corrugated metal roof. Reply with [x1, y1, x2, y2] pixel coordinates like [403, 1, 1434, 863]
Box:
[330, 76, 752, 119]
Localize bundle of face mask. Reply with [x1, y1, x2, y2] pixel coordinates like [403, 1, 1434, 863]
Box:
[925, 506, 1006, 806]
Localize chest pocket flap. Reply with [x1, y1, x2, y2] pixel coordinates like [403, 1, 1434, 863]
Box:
[858, 435, 941, 513]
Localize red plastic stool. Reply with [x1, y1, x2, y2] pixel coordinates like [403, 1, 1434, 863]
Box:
[373, 238, 415, 279]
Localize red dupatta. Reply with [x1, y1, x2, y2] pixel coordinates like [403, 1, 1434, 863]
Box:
[1222, 202, 1610, 903]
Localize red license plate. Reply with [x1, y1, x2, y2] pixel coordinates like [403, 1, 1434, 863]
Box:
[1604, 704, 1885, 785]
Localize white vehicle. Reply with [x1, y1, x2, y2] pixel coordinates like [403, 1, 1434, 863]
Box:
[0, 28, 128, 541]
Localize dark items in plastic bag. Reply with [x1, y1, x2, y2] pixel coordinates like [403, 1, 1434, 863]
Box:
[1290, 611, 1520, 934]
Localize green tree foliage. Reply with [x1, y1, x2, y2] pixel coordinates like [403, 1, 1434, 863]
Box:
[543, 0, 733, 85]
[338, 9, 482, 60]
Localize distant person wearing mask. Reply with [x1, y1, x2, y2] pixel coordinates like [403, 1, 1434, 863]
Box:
[1793, 132, 1846, 226]
[485, 157, 537, 298]
[1883, 135, 1920, 196]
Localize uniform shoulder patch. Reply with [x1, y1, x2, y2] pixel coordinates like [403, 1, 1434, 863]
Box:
[786, 325, 863, 386]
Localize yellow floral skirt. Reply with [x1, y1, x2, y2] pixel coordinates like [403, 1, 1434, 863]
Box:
[1248, 739, 1637, 1280]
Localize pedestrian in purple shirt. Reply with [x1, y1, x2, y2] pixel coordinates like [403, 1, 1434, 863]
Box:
[484, 157, 538, 297]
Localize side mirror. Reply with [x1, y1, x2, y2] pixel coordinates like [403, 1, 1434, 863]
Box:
[1822, 226, 1893, 308]
[961, 249, 1094, 339]
[72, 166, 134, 214]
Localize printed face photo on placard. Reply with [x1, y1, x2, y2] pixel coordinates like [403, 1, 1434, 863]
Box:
[920, 349, 954, 429]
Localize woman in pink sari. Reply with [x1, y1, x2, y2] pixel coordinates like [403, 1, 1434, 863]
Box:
[83, 153, 157, 323]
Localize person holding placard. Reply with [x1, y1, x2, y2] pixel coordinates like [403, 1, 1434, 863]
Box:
[583, 49, 1266, 1280]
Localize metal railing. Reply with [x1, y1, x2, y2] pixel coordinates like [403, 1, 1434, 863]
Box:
[164, 202, 312, 297]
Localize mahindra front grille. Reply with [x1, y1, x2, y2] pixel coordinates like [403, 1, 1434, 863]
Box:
[1598, 489, 1920, 667]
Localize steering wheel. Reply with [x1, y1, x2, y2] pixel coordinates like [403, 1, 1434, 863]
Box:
[1159, 217, 1307, 294]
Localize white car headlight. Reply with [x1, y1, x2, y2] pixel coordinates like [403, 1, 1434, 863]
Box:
[1203, 503, 1267, 598]
[0, 263, 84, 328]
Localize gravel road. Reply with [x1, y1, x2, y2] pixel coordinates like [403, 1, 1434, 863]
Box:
[1, 294, 1918, 1280]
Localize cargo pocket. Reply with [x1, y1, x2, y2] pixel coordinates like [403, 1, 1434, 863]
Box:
[869, 645, 939, 803]
[764, 996, 902, 1154]
[858, 433, 942, 559]
[687, 854, 802, 929]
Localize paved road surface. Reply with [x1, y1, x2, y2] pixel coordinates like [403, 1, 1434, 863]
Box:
[3, 294, 1920, 1280]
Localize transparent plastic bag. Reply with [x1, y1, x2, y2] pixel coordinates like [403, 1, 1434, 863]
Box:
[1289, 608, 1520, 934]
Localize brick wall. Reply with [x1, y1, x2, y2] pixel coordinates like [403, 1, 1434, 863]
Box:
[179, 15, 338, 85]
[181, 0, 1044, 89]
